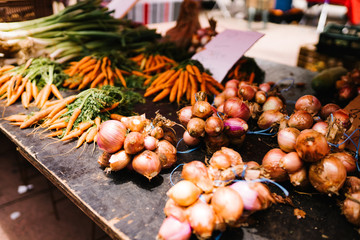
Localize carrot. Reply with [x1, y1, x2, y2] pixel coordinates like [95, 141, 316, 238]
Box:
[149, 69, 173, 87]
[69, 56, 92, 76]
[61, 121, 93, 141]
[0, 93, 7, 100]
[132, 71, 150, 78]
[6, 75, 16, 101]
[182, 71, 189, 95]
[110, 113, 124, 121]
[101, 57, 109, 78]
[42, 99, 63, 110]
[9, 122, 23, 126]
[68, 80, 81, 89]
[4, 114, 27, 122]
[206, 82, 221, 95]
[186, 65, 195, 75]
[248, 72, 255, 84]
[109, 76, 115, 86]
[44, 130, 63, 138]
[0, 81, 10, 96]
[94, 116, 101, 130]
[47, 95, 77, 119]
[192, 65, 202, 79]
[25, 80, 32, 103]
[144, 85, 165, 97]
[78, 58, 97, 71]
[7, 78, 27, 106]
[48, 121, 68, 130]
[186, 81, 191, 101]
[0, 72, 12, 85]
[161, 56, 176, 64]
[47, 108, 68, 126]
[153, 88, 171, 102]
[79, 64, 95, 77]
[21, 92, 28, 108]
[130, 54, 144, 62]
[77, 74, 92, 90]
[143, 63, 166, 73]
[204, 75, 224, 91]
[0, 65, 15, 73]
[76, 130, 89, 148]
[20, 105, 58, 129]
[145, 55, 154, 70]
[106, 65, 114, 81]
[14, 75, 23, 91]
[89, 59, 102, 79]
[177, 71, 185, 103]
[115, 68, 126, 87]
[64, 108, 82, 136]
[90, 72, 105, 88]
[38, 84, 52, 108]
[200, 76, 206, 93]
[100, 102, 120, 112]
[86, 127, 97, 143]
[50, 84, 63, 100]
[169, 80, 179, 103]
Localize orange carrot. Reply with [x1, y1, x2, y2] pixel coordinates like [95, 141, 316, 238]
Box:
[44, 130, 63, 138]
[186, 65, 195, 75]
[150, 69, 174, 87]
[90, 72, 105, 88]
[145, 55, 154, 70]
[248, 72, 255, 84]
[169, 80, 179, 103]
[86, 127, 97, 143]
[50, 84, 63, 100]
[0, 81, 10, 96]
[206, 82, 221, 95]
[48, 121, 68, 130]
[143, 63, 166, 73]
[101, 57, 108, 77]
[69, 56, 92, 76]
[161, 56, 176, 64]
[89, 59, 102, 79]
[38, 84, 52, 108]
[110, 114, 124, 121]
[177, 71, 185, 103]
[7, 78, 27, 106]
[47, 108, 68, 126]
[4, 114, 27, 122]
[0, 72, 12, 85]
[21, 92, 28, 108]
[20, 105, 58, 129]
[78, 58, 97, 71]
[94, 116, 101, 130]
[153, 88, 171, 102]
[114, 68, 126, 87]
[165, 69, 181, 86]
[64, 108, 82, 136]
[47, 95, 77, 119]
[204, 75, 224, 91]
[182, 71, 189, 95]
[76, 130, 88, 148]
[192, 65, 202, 79]
[100, 102, 120, 112]
[0, 65, 15, 73]
[61, 121, 93, 141]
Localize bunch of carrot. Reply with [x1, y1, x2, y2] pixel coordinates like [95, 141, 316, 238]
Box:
[4, 85, 144, 149]
[63, 55, 131, 90]
[144, 60, 224, 105]
[130, 53, 176, 76]
[226, 57, 265, 84]
[0, 58, 65, 108]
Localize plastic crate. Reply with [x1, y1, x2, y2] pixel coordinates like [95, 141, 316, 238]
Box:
[0, 0, 53, 22]
[317, 23, 360, 57]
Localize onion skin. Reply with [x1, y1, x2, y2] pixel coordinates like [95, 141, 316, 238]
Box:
[187, 117, 206, 138]
[97, 151, 111, 168]
[144, 136, 158, 151]
[223, 118, 248, 137]
[213, 94, 226, 108]
[124, 132, 145, 155]
[262, 96, 284, 112]
[182, 130, 200, 146]
[155, 140, 177, 169]
[157, 216, 192, 240]
[332, 109, 352, 130]
[132, 150, 162, 180]
[181, 161, 214, 193]
[223, 97, 250, 121]
[320, 103, 341, 120]
[225, 79, 240, 89]
[289, 167, 309, 188]
[344, 176, 360, 194]
[109, 150, 132, 171]
[343, 192, 360, 226]
[177, 106, 193, 127]
[123, 115, 148, 132]
[277, 127, 300, 153]
[239, 85, 256, 101]
[262, 148, 288, 182]
[167, 180, 201, 207]
[255, 90, 267, 104]
[164, 198, 187, 222]
[295, 129, 330, 163]
[309, 155, 347, 195]
[219, 147, 243, 166]
[257, 110, 284, 129]
[295, 95, 322, 115]
[222, 87, 239, 99]
[280, 151, 303, 174]
[330, 152, 357, 173]
[192, 101, 213, 119]
[205, 116, 224, 136]
[211, 187, 243, 226]
[312, 121, 329, 135]
[288, 110, 314, 130]
[97, 120, 127, 154]
[230, 181, 260, 211]
[186, 201, 216, 239]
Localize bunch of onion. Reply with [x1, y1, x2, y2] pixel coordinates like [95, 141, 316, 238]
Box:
[158, 158, 275, 240]
[96, 113, 178, 180]
[341, 176, 360, 226]
[177, 93, 249, 154]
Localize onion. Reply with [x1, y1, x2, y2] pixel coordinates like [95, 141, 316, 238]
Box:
[280, 151, 303, 174]
[167, 180, 201, 207]
[186, 201, 216, 239]
[295, 95, 322, 115]
[209, 150, 232, 170]
[187, 117, 206, 138]
[219, 147, 243, 166]
[144, 136, 158, 151]
[192, 101, 213, 119]
[289, 167, 309, 188]
[239, 85, 256, 101]
[309, 155, 347, 195]
[339, 85, 356, 101]
[225, 79, 240, 89]
[163, 128, 177, 146]
[124, 132, 145, 155]
[250, 182, 276, 209]
[332, 109, 352, 130]
[183, 130, 200, 146]
[288, 110, 314, 130]
[97, 151, 111, 168]
[222, 87, 239, 99]
[259, 83, 271, 92]
[205, 116, 224, 136]
[344, 177, 360, 194]
[255, 90, 267, 104]
[205, 133, 229, 154]
[262, 148, 288, 182]
[132, 150, 162, 180]
[257, 110, 284, 129]
[177, 106, 193, 127]
[230, 181, 260, 211]
[211, 187, 243, 225]
[156, 140, 177, 168]
[243, 161, 261, 180]
[122, 114, 148, 132]
[213, 94, 226, 107]
[217, 104, 224, 113]
[295, 129, 330, 162]
[330, 152, 357, 173]
[157, 216, 192, 240]
[320, 103, 341, 120]
[312, 121, 329, 135]
[223, 118, 248, 137]
[223, 97, 250, 121]
[342, 192, 360, 226]
[97, 120, 127, 154]
[277, 127, 300, 153]
[262, 96, 284, 112]
[181, 161, 214, 193]
[151, 126, 164, 139]
[109, 150, 132, 171]
[164, 198, 187, 222]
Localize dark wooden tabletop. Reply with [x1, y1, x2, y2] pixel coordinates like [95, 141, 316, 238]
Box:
[0, 59, 359, 240]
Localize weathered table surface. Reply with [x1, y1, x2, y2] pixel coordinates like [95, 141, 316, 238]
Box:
[0, 59, 359, 240]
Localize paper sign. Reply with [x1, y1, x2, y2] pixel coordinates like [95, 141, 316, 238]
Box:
[344, 95, 360, 152]
[191, 29, 264, 83]
[107, 0, 139, 19]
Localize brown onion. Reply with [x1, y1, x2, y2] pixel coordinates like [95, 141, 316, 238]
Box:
[183, 130, 200, 146]
[157, 216, 192, 240]
[219, 147, 243, 166]
[262, 96, 284, 112]
[213, 94, 226, 107]
[295, 129, 330, 162]
[262, 148, 288, 182]
[289, 167, 309, 188]
[150, 126, 164, 139]
[181, 161, 213, 193]
[164, 198, 187, 222]
[288, 110, 314, 130]
[177, 106, 193, 127]
[205, 116, 224, 136]
[255, 90, 267, 104]
[344, 176, 360, 194]
[109, 150, 132, 171]
[277, 127, 300, 152]
[280, 151, 303, 174]
[167, 180, 201, 207]
[122, 114, 148, 132]
[309, 155, 347, 195]
[211, 187, 243, 225]
[209, 150, 232, 170]
[259, 82, 271, 92]
[223, 97, 250, 121]
[97, 120, 127, 153]
[186, 201, 216, 239]
[257, 110, 284, 129]
[342, 192, 360, 226]
[295, 95, 322, 115]
[132, 150, 162, 180]
[124, 132, 145, 155]
[320, 103, 341, 120]
[156, 140, 177, 169]
[187, 117, 205, 138]
[223, 118, 248, 137]
[223, 87, 239, 99]
[330, 152, 357, 173]
[192, 101, 213, 119]
[239, 85, 256, 101]
[312, 121, 329, 135]
[332, 109, 352, 130]
[144, 136, 158, 151]
[225, 79, 240, 89]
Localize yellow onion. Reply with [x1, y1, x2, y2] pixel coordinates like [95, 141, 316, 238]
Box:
[205, 116, 224, 136]
[219, 147, 243, 166]
[177, 106, 193, 127]
[157, 216, 192, 240]
[186, 201, 216, 239]
[109, 150, 131, 171]
[257, 110, 284, 129]
[209, 150, 232, 170]
[132, 150, 162, 180]
[167, 180, 201, 207]
[312, 121, 329, 135]
[262, 96, 284, 112]
[192, 100, 213, 119]
[181, 161, 213, 193]
[121, 114, 149, 132]
[295, 129, 330, 162]
[97, 120, 127, 154]
[187, 117, 206, 138]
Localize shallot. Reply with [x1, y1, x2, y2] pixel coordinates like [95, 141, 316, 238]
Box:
[132, 150, 162, 180]
[155, 140, 177, 168]
[157, 216, 192, 240]
[177, 106, 193, 127]
[167, 180, 201, 207]
[124, 132, 145, 155]
[109, 150, 132, 171]
[288, 110, 314, 130]
[295, 129, 330, 162]
[262, 148, 288, 182]
[223, 97, 250, 121]
[97, 120, 127, 153]
[192, 101, 213, 119]
[186, 201, 216, 239]
[277, 127, 300, 153]
[181, 161, 213, 193]
[295, 95, 322, 115]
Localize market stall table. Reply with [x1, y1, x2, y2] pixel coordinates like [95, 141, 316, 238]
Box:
[0, 59, 358, 240]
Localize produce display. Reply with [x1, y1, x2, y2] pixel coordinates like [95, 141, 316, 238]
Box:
[0, 0, 359, 239]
